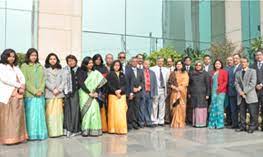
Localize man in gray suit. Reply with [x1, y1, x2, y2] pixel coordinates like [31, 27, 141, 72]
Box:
[143, 60, 158, 127]
[235, 57, 258, 133]
[252, 51, 263, 130]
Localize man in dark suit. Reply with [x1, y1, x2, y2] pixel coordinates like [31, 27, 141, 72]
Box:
[227, 54, 242, 129]
[125, 57, 145, 130]
[203, 55, 213, 73]
[143, 60, 158, 127]
[184, 56, 194, 124]
[251, 51, 263, 130]
[235, 57, 258, 133]
[184, 56, 194, 73]
[225, 56, 234, 126]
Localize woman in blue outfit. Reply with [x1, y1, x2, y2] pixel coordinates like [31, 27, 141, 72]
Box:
[208, 59, 228, 129]
[21, 48, 48, 140]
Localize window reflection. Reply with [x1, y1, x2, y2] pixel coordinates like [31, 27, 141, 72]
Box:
[0, 0, 34, 53]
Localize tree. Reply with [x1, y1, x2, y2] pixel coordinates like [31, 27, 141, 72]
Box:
[209, 39, 237, 65]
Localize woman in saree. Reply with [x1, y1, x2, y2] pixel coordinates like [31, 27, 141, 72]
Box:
[44, 53, 64, 137]
[78, 57, 107, 136]
[208, 59, 228, 129]
[21, 48, 48, 140]
[106, 60, 128, 134]
[93, 54, 109, 133]
[169, 60, 189, 128]
[63, 55, 81, 137]
[0, 49, 28, 144]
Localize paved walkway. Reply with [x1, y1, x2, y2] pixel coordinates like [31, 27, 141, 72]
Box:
[1, 126, 263, 157]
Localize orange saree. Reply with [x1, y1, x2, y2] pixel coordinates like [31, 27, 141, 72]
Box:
[169, 71, 189, 128]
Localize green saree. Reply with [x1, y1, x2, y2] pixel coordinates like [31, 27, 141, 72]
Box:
[79, 70, 107, 136]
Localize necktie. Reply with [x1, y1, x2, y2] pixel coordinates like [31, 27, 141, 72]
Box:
[159, 67, 165, 88]
[258, 62, 262, 69]
[133, 68, 137, 78]
[242, 70, 245, 79]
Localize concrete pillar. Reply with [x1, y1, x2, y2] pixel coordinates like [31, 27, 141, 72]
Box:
[38, 0, 82, 64]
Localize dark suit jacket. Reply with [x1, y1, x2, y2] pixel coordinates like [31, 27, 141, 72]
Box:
[125, 66, 145, 96]
[106, 71, 126, 95]
[185, 65, 194, 73]
[225, 65, 241, 96]
[251, 62, 263, 96]
[204, 64, 213, 74]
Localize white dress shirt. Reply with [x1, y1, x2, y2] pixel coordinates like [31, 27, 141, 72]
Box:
[204, 64, 210, 72]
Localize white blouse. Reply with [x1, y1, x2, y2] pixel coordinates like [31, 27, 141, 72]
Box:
[0, 63, 25, 104]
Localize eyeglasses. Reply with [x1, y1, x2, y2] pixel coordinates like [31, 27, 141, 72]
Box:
[119, 56, 126, 59]
[195, 64, 202, 66]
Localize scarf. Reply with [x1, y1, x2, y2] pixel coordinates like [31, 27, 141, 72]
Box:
[63, 66, 78, 95]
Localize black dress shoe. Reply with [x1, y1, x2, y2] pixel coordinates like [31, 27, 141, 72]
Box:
[227, 126, 239, 129]
[133, 125, 139, 130]
[146, 124, 153, 128]
[247, 129, 254, 134]
[152, 124, 158, 128]
[235, 128, 246, 132]
[128, 126, 133, 131]
[158, 124, 164, 127]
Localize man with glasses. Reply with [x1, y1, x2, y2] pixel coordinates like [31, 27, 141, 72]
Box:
[118, 52, 127, 73]
[125, 57, 145, 130]
[227, 54, 242, 129]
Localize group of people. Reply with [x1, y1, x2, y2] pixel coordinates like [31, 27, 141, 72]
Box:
[0, 47, 262, 145]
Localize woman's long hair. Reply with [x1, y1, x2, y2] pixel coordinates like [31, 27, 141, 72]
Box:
[0, 49, 18, 66]
[81, 56, 94, 71]
[25, 48, 39, 64]
[44, 53, 62, 69]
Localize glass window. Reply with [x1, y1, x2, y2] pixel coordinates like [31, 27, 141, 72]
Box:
[0, 8, 5, 51]
[82, 0, 125, 34]
[6, 10, 32, 52]
[126, 0, 162, 37]
[7, 0, 33, 11]
[82, 0, 164, 57]
[126, 36, 150, 57]
[82, 32, 123, 58]
[0, 0, 6, 8]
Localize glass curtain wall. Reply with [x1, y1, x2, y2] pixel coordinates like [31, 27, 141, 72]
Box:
[82, 0, 163, 58]
[0, 0, 38, 53]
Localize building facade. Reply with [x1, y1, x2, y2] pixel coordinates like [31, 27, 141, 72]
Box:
[0, 0, 263, 62]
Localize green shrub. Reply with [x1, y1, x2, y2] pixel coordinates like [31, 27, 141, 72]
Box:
[147, 48, 182, 66]
[16, 53, 25, 67]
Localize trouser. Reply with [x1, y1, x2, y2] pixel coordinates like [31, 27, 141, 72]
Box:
[258, 94, 263, 127]
[151, 89, 166, 125]
[127, 93, 144, 128]
[239, 99, 258, 130]
[144, 92, 153, 125]
[186, 97, 192, 124]
[225, 105, 232, 125]
[229, 96, 239, 127]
